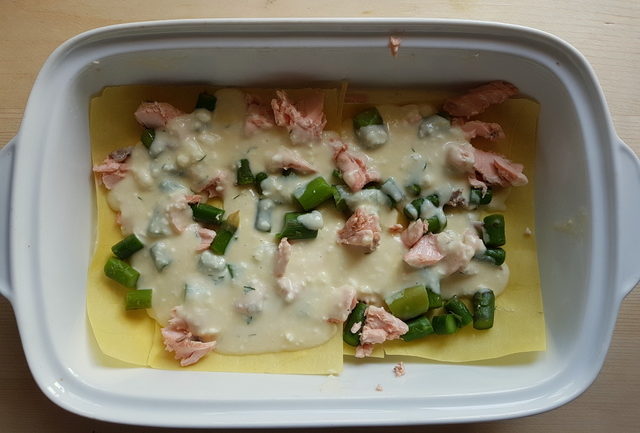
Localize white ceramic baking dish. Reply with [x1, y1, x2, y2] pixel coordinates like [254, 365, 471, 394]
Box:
[1, 19, 638, 427]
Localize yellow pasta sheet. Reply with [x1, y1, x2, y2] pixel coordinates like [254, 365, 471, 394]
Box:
[88, 85, 545, 373]
[88, 85, 343, 374]
[381, 97, 546, 361]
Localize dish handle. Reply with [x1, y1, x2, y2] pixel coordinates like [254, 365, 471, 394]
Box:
[615, 137, 640, 302]
[0, 136, 16, 303]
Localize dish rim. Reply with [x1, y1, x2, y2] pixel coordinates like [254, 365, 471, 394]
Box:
[2, 17, 637, 427]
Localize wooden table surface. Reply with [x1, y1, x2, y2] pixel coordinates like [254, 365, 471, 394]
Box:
[1, 1, 638, 431]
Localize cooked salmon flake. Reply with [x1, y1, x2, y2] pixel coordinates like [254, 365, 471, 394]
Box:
[443, 80, 518, 118]
[388, 36, 401, 57]
[393, 362, 406, 377]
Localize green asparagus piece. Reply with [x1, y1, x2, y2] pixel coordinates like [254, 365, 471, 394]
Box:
[401, 316, 435, 341]
[473, 290, 495, 330]
[254, 198, 275, 233]
[425, 193, 440, 207]
[332, 169, 343, 183]
[331, 185, 350, 213]
[190, 203, 225, 225]
[403, 198, 422, 220]
[343, 302, 368, 346]
[254, 171, 268, 193]
[195, 92, 217, 111]
[483, 214, 506, 247]
[236, 159, 255, 186]
[210, 211, 239, 255]
[236, 158, 255, 186]
[426, 215, 445, 234]
[469, 187, 493, 206]
[418, 114, 450, 138]
[141, 129, 155, 148]
[104, 257, 140, 289]
[150, 241, 172, 272]
[353, 108, 383, 130]
[111, 234, 144, 260]
[385, 285, 429, 320]
[444, 296, 473, 327]
[426, 288, 443, 309]
[476, 247, 506, 266]
[407, 183, 421, 196]
[276, 212, 318, 240]
[381, 178, 405, 205]
[403, 194, 440, 220]
[293, 176, 333, 211]
[125, 289, 152, 310]
[432, 314, 459, 335]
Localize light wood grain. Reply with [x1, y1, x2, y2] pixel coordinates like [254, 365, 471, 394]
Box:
[1, 1, 638, 431]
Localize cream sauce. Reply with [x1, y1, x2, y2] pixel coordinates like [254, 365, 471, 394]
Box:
[105, 88, 511, 355]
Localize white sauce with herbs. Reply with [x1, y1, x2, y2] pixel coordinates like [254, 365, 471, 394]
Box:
[297, 210, 324, 230]
[105, 89, 510, 355]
